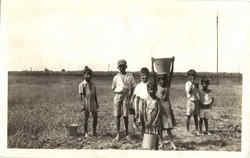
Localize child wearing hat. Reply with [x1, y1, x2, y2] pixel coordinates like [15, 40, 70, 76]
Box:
[199, 77, 214, 135]
[78, 66, 99, 137]
[112, 59, 136, 141]
[131, 67, 150, 136]
[185, 69, 200, 135]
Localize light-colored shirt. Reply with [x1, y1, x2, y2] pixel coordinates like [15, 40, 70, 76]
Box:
[79, 80, 87, 94]
[112, 72, 136, 93]
[185, 81, 200, 101]
[133, 82, 148, 100]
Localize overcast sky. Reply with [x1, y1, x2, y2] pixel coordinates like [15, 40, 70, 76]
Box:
[7, 0, 250, 72]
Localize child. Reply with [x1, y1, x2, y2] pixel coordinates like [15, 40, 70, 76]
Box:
[143, 79, 161, 150]
[199, 78, 214, 135]
[131, 67, 150, 136]
[112, 59, 136, 141]
[185, 69, 200, 135]
[156, 73, 176, 150]
[78, 66, 99, 137]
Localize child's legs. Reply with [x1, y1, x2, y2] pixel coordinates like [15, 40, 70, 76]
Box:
[199, 117, 204, 132]
[84, 111, 90, 133]
[140, 116, 145, 136]
[92, 112, 98, 134]
[193, 114, 199, 131]
[204, 118, 208, 132]
[113, 94, 122, 134]
[186, 115, 191, 131]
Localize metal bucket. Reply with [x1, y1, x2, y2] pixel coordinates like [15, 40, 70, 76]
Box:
[142, 133, 158, 149]
[152, 58, 173, 75]
[66, 123, 79, 137]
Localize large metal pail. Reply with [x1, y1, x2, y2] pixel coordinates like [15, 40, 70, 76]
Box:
[142, 133, 158, 149]
[152, 58, 173, 75]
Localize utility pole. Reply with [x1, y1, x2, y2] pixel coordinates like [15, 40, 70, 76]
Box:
[216, 12, 219, 85]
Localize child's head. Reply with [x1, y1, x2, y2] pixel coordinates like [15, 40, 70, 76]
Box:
[147, 78, 157, 98]
[83, 66, 93, 82]
[117, 59, 127, 74]
[187, 69, 197, 82]
[201, 78, 210, 90]
[157, 74, 169, 87]
[140, 67, 150, 83]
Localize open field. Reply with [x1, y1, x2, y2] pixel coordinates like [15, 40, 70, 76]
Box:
[8, 74, 242, 151]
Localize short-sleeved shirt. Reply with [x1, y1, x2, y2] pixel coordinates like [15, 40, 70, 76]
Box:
[112, 72, 136, 94]
[133, 82, 148, 100]
[185, 81, 200, 101]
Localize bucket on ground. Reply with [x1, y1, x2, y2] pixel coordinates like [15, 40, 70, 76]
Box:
[142, 133, 158, 150]
[66, 123, 79, 137]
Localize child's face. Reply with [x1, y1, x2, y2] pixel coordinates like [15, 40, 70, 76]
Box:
[118, 65, 127, 74]
[140, 73, 149, 83]
[158, 75, 168, 87]
[147, 84, 156, 97]
[188, 75, 196, 82]
[84, 71, 92, 81]
[201, 82, 208, 90]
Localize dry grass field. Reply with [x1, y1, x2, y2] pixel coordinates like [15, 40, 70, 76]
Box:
[8, 74, 242, 151]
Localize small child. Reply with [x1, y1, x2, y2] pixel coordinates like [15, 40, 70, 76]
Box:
[131, 67, 150, 136]
[78, 66, 99, 137]
[143, 79, 161, 150]
[156, 74, 176, 150]
[185, 69, 200, 135]
[199, 78, 214, 135]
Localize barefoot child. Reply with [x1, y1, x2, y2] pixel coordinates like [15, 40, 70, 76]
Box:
[156, 73, 176, 150]
[185, 69, 200, 134]
[143, 79, 161, 150]
[112, 59, 136, 141]
[199, 78, 214, 135]
[78, 66, 99, 137]
[131, 67, 150, 136]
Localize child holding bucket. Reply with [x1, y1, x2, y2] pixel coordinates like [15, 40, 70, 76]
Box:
[185, 69, 200, 135]
[151, 57, 176, 149]
[142, 79, 161, 150]
[199, 78, 214, 135]
[79, 66, 99, 137]
[156, 73, 176, 149]
[131, 67, 150, 136]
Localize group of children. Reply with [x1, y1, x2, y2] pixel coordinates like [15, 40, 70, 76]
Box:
[78, 59, 214, 150]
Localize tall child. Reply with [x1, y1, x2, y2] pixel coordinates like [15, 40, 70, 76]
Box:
[199, 78, 214, 135]
[78, 66, 99, 137]
[112, 59, 136, 141]
[185, 69, 200, 134]
[156, 73, 176, 150]
[131, 67, 150, 136]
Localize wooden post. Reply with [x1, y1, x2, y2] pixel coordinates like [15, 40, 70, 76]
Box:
[216, 12, 219, 85]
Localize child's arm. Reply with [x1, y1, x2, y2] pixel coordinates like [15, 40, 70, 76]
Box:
[168, 57, 175, 88]
[144, 106, 158, 128]
[94, 86, 99, 109]
[111, 76, 116, 92]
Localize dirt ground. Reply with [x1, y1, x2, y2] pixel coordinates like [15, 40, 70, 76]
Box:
[8, 75, 241, 151]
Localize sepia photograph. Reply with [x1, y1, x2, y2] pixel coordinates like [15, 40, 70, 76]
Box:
[2, 0, 250, 157]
